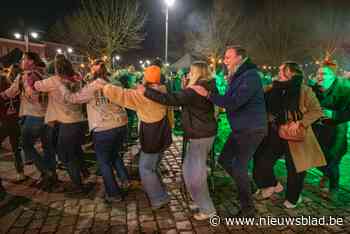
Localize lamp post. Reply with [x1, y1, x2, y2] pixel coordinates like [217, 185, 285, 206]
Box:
[164, 0, 175, 65]
[14, 31, 39, 52]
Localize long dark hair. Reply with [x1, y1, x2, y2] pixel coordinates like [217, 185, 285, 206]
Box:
[23, 52, 45, 68]
[55, 57, 81, 92]
[267, 62, 304, 124]
[55, 57, 75, 77]
[92, 59, 109, 80]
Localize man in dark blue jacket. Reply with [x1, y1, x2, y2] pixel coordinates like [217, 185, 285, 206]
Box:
[190, 46, 267, 216]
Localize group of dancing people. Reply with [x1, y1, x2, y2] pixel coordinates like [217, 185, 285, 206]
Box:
[0, 45, 349, 219]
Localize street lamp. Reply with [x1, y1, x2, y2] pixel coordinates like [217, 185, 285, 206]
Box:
[112, 55, 121, 70]
[164, 0, 175, 65]
[146, 60, 151, 65]
[30, 32, 39, 39]
[57, 48, 63, 54]
[67, 47, 73, 54]
[13, 31, 40, 52]
[139, 60, 143, 64]
[14, 33, 21, 39]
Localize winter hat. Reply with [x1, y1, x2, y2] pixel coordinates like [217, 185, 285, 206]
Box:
[144, 65, 161, 84]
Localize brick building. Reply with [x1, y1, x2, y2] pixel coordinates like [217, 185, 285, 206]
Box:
[0, 37, 87, 65]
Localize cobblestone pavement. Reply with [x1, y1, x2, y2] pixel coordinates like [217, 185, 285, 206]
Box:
[0, 136, 350, 233]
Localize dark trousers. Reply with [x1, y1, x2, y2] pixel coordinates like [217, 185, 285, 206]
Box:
[21, 116, 48, 175]
[253, 126, 306, 204]
[0, 177, 4, 193]
[312, 122, 347, 190]
[93, 126, 128, 197]
[57, 122, 85, 188]
[0, 118, 23, 173]
[218, 129, 266, 210]
[45, 124, 59, 173]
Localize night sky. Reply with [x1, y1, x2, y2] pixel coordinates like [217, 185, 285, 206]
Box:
[0, 0, 213, 64]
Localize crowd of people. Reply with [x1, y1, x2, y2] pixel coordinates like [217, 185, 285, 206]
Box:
[0, 45, 349, 219]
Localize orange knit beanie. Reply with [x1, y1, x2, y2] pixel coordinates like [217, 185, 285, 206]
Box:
[144, 65, 161, 84]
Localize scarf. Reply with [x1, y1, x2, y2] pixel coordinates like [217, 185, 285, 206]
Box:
[267, 75, 303, 125]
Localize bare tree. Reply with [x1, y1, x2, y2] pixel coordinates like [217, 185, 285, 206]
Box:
[184, 0, 248, 66]
[246, 0, 312, 66]
[49, 0, 147, 59]
[307, 0, 350, 66]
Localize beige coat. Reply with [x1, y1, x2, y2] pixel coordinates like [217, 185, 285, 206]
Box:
[60, 82, 128, 132]
[2, 75, 46, 117]
[267, 85, 327, 172]
[34, 76, 86, 124]
[102, 84, 167, 123]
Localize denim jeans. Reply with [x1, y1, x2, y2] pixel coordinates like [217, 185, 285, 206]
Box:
[57, 122, 85, 187]
[139, 151, 168, 207]
[21, 116, 48, 174]
[0, 118, 23, 173]
[183, 136, 215, 214]
[93, 126, 128, 197]
[219, 129, 266, 210]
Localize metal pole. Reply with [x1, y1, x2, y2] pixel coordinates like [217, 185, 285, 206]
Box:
[24, 33, 29, 52]
[165, 7, 169, 65]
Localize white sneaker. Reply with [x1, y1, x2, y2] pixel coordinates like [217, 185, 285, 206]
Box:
[283, 196, 303, 209]
[193, 212, 216, 221]
[254, 186, 275, 200]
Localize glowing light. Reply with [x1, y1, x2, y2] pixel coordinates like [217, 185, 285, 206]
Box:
[57, 49, 63, 54]
[30, 32, 39, 39]
[67, 48, 73, 53]
[14, 33, 21, 39]
[165, 0, 175, 7]
[80, 64, 85, 68]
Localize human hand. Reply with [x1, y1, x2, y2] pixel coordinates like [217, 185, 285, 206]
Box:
[91, 79, 107, 90]
[188, 85, 209, 97]
[288, 121, 302, 135]
[136, 84, 146, 95]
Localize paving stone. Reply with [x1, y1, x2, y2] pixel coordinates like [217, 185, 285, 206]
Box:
[40, 224, 58, 233]
[60, 216, 78, 226]
[56, 226, 74, 234]
[24, 229, 40, 234]
[158, 218, 176, 229]
[1, 138, 350, 233]
[7, 227, 26, 234]
[175, 220, 192, 231]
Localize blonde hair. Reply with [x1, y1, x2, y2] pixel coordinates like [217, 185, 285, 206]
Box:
[188, 61, 211, 86]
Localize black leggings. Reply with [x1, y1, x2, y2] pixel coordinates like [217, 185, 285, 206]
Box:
[253, 125, 306, 204]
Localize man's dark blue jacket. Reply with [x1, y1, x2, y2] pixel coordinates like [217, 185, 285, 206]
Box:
[209, 59, 267, 133]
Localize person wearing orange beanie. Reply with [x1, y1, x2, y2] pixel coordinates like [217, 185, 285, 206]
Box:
[92, 65, 172, 209]
[144, 65, 161, 84]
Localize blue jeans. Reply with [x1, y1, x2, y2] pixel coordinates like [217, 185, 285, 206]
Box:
[93, 126, 128, 197]
[57, 122, 85, 187]
[183, 137, 215, 214]
[219, 129, 266, 210]
[139, 151, 168, 206]
[21, 116, 48, 175]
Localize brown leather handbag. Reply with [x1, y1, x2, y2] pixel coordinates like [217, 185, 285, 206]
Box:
[278, 122, 306, 142]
